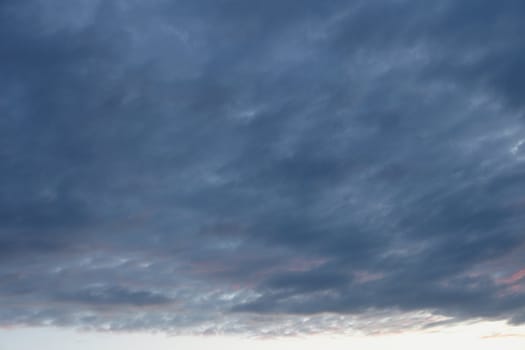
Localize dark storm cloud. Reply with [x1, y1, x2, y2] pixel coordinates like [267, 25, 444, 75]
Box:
[57, 285, 172, 306]
[1, 0, 525, 335]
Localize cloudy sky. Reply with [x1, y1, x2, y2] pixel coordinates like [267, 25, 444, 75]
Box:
[1, 0, 525, 348]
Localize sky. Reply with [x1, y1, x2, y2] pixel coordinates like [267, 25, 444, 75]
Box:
[1, 0, 525, 348]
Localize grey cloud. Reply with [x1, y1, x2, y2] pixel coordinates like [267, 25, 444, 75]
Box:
[1, 0, 525, 335]
[57, 285, 172, 306]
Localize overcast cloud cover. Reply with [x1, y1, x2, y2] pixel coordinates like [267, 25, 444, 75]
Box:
[1, 0, 525, 336]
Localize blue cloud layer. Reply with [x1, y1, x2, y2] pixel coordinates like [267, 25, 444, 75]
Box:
[1, 0, 525, 334]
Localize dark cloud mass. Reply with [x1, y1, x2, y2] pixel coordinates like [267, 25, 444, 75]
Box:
[1, 0, 525, 335]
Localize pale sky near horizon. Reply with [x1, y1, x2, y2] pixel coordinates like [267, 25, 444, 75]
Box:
[1, 322, 525, 350]
[2, 0, 525, 348]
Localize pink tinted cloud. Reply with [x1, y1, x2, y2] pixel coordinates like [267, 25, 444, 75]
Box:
[285, 257, 328, 272]
[353, 270, 385, 283]
[500, 268, 525, 285]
